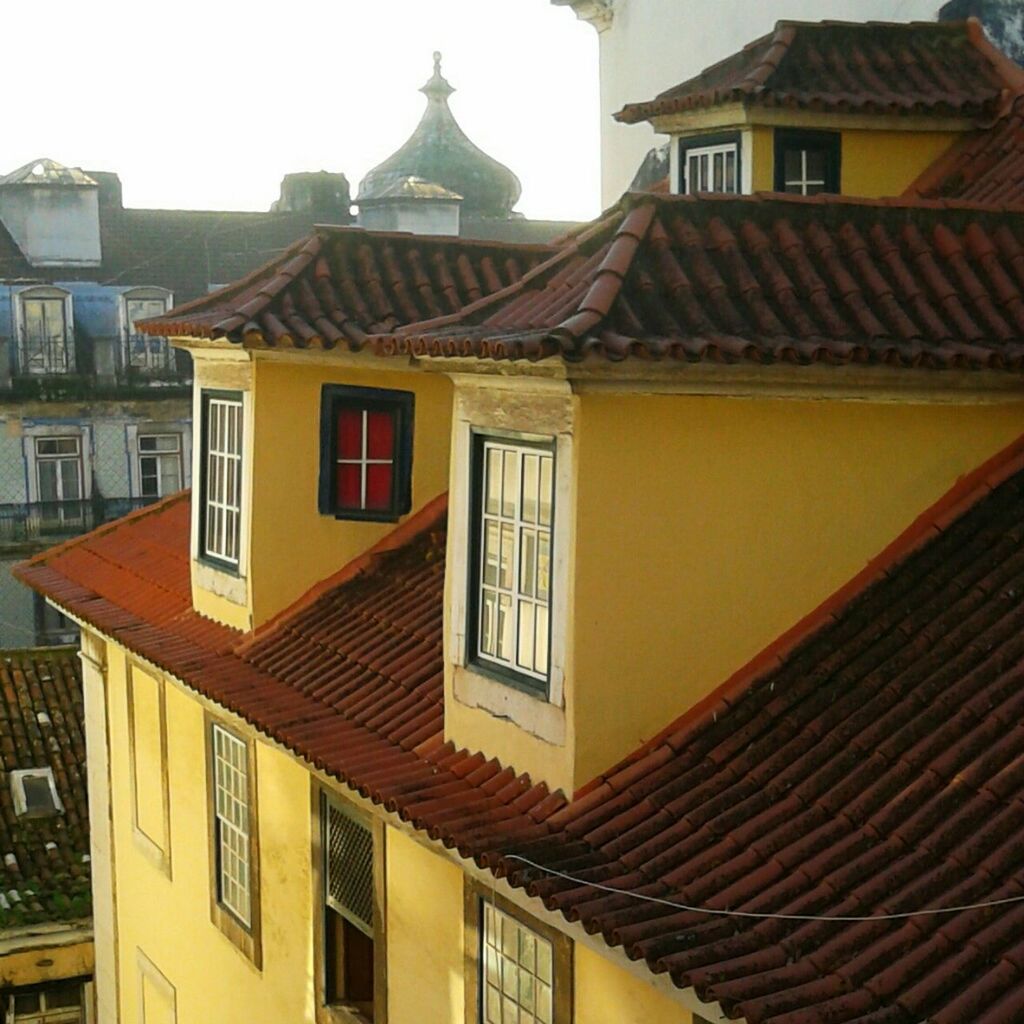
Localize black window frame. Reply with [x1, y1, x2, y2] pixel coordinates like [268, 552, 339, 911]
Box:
[198, 388, 244, 574]
[773, 128, 842, 195]
[677, 131, 742, 195]
[318, 384, 415, 524]
[467, 429, 555, 700]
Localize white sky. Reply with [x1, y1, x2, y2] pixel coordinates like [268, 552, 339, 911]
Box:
[7, 0, 601, 222]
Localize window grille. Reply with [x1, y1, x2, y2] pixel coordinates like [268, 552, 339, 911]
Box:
[212, 725, 251, 926]
[202, 394, 243, 565]
[325, 800, 374, 936]
[481, 902, 554, 1024]
[19, 296, 74, 375]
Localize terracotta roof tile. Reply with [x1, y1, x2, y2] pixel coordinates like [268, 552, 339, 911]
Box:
[18, 434, 1024, 1019]
[909, 93, 1024, 205]
[616, 18, 1024, 124]
[393, 192, 1024, 369]
[0, 648, 89, 926]
[141, 227, 553, 346]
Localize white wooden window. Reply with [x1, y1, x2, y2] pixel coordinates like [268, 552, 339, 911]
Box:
[476, 440, 553, 685]
[138, 434, 182, 499]
[684, 143, 738, 194]
[212, 725, 251, 927]
[8, 982, 84, 1023]
[202, 394, 243, 566]
[123, 289, 172, 372]
[481, 903, 554, 1024]
[19, 289, 74, 375]
[35, 437, 83, 505]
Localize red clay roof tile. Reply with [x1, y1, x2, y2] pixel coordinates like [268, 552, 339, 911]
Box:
[615, 18, 1024, 125]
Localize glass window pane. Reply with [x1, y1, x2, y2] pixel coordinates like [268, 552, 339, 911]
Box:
[60, 459, 81, 501]
[805, 148, 827, 182]
[496, 594, 512, 661]
[522, 455, 539, 523]
[499, 522, 514, 590]
[160, 456, 181, 494]
[485, 447, 502, 515]
[483, 520, 500, 587]
[337, 464, 361, 509]
[535, 604, 549, 676]
[480, 591, 495, 656]
[784, 147, 802, 183]
[713, 151, 724, 192]
[366, 409, 395, 460]
[37, 461, 58, 502]
[725, 150, 736, 192]
[501, 450, 517, 518]
[517, 602, 535, 672]
[539, 458, 552, 527]
[520, 529, 536, 597]
[365, 463, 393, 510]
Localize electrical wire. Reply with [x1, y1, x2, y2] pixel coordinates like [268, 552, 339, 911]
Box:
[503, 855, 1024, 923]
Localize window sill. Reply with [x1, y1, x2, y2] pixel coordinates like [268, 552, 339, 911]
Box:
[452, 664, 566, 746]
[192, 558, 247, 608]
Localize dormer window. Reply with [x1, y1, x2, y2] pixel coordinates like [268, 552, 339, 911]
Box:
[318, 385, 414, 522]
[774, 129, 841, 196]
[17, 287, 74, 375]
[678, 133, 740, 195]
[10, 768, 62, 818]
[122, 287, 174, 374]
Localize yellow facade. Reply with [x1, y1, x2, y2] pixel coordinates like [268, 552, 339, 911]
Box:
[187, 349, 453, 630]
[746, 123, 959, 197]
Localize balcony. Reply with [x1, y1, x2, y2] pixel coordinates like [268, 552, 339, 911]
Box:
[0, 496, 157, 551]
[118, 331, 190, 382]
[18, 327, 76, 376]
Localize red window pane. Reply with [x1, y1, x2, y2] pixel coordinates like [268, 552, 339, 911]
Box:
[337, 409, 363, 459]
[366, 410, 395, 460]
[337, 463, 361, 509]
[365, 464, 394, 511]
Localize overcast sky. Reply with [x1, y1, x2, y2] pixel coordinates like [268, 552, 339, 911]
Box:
[8, 0, 600, 221]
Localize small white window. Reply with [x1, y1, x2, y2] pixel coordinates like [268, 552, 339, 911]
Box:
[201, 392, 244, 567]
[138, 434, 182, 499]
[212, 724, 251, 926]
[10, 768, 63, 818]
[474, 438, 553, 689]
[33, 437, 85, 529]
[683, 143, 738, 194]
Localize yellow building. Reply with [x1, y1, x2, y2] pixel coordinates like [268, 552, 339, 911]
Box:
[17, 18, 1024, 1024]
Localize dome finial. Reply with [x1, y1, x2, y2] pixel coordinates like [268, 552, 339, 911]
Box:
[421, 50, 455, 101]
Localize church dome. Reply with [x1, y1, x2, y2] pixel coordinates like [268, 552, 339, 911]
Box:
[357, 54, 522, 218]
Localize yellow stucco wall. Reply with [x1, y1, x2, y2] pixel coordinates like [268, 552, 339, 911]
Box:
[749, 124, 958, 196]
[248, 357, 453, 626]
[575, 944, 691, 1023]
[569, 393, 1024, 785]
[387, 828, 465, 1023]
[104, 643, 316, 1023]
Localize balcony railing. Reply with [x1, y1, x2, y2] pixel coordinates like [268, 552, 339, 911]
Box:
[0, 496, 157, 548]
[18, 329, 76, 375]
[119, 332, 187, 379]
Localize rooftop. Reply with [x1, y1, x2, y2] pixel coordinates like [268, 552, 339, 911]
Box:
[16, 433, 1024, 1020]
[616, 18, 1024, 125]
[0, 648, 89, 928]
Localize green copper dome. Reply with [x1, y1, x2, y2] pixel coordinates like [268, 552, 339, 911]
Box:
[357, 54, 522, 218]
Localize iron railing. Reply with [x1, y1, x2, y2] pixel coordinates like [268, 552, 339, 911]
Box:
[18, 328, 76, 376]
[0, 496, 157, 548]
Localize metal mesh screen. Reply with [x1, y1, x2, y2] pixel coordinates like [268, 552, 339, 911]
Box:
[325, 801, 374, 936]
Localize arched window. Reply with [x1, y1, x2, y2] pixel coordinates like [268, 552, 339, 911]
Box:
[16, 286, 74, 375]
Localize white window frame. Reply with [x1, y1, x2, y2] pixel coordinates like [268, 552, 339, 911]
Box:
[474, 437, 554, 688]
[33, 436, 84, 504]
[480, 903, 556, 1024]
[121, 287, 173, 373]
[683, 142, 739, 195]
[211, 724, 251, 927]
[201, 392, 244, 568]
[10, 767, 63, 818]
[137, 433, 183, 499]
[22, 425, 92, 507]
[15, 286, 75, 375]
